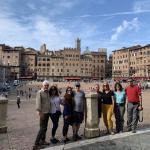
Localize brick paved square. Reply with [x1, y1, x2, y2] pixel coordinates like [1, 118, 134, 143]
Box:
[0, 82, 150, 150]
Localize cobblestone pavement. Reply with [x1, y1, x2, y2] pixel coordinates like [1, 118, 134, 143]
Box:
[0, 83, 150, 150]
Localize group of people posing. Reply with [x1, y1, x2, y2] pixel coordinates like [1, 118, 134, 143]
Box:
[33, 81, 85, 150]
[33, 78, 143, 150]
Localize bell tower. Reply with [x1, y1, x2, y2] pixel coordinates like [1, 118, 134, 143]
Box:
[75, 38, 81, 51]
[40, 43, 46, 54]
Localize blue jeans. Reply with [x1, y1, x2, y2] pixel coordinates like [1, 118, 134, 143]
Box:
[114, 103, 125, 132]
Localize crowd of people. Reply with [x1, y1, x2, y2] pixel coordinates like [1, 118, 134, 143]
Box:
[33, 78, 143, 150]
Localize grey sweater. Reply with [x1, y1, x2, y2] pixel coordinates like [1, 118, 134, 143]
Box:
[36, 89, 50, 113]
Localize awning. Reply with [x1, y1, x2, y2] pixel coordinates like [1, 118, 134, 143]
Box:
[64, 77, 81, 80]
[19, 76, 33, 79]
[92, 77, 99, 80]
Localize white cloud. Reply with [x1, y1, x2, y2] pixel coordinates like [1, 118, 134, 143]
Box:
[133, 0, 150, 12]
[0, 10, 73, 50]
[111, 18, 139, 41]
[41, 0, 79, 17]
[27, 3, 37, 10]
[78, 14, 91, 18]
[58, 0, 77, 9]
[32, 16, 73, 48]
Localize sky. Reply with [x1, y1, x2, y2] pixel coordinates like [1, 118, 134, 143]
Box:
[0, 0, 150, 55]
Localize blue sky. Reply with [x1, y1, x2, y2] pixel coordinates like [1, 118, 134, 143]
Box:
[0, 0, 150, 55]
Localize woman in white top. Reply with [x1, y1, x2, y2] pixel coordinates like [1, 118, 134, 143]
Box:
[49, 85, 62, 144]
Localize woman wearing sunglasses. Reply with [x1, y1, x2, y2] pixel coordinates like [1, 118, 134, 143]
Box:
[62, 86, 74, 143]
[101, 82, 115, 135]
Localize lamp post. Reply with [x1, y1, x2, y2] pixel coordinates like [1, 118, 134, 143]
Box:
[13, 61, 16, 80]
[3, 62, 6, 84]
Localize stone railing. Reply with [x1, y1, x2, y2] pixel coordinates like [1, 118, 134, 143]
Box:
[0, 96, 8, 133]
[84, 93, 100, 138]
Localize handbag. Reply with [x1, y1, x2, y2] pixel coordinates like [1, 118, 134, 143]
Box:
[138, 97, 143, 122]
[138, 109, 143, 122]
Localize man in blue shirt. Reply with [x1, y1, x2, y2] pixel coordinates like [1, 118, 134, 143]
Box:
[72, 82, 85, 141]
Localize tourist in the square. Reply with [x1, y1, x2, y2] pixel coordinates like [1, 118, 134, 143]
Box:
[29, 92, 31, 100]
[72, 82, 85, 141]
[62, 86, 74, 143]
[17, 95, 21, 109]
[125, 78, 142, 133]
[33, 80, 50, 150]
[49, 85, 62, 144]
[95, 84, 103, 123]
[114, 82, 126, 133]
[25, 91, 28, 100]
[101, 82, 115, 135]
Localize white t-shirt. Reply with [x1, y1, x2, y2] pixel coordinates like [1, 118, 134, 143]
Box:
[49, 96, 61, 114]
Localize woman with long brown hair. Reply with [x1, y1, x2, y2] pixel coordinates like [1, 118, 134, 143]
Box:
[62, 86, 74, 143]
[114, 82, 126, 133]
[49, 85, 62, 144]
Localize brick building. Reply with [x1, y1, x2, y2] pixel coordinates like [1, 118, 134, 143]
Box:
[36, 39, 107, 81]
[0, 38, 107, 81]
[112, 44, 150, 80]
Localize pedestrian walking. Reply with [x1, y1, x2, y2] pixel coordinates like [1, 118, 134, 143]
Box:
[49, 85, 62, 144]
[125, 78, 143, 133]
[101, 82, 115, 135]
[17, 95, 21, 109]
[114, 82, 126, 133]
[25, 91, 28, 100]
[17, 90, 19, 96]
[33, 80, 50, 150]
[62, 86, 74, 143]
[5, 92, 8, 98]
[72, 82, 85, 141]
[29, 92, 31, 100]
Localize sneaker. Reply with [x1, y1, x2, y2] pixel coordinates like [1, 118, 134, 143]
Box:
[132, 130, 136, 133]
[32, 144, 41, 150]
[66, 138, 70, 142]
[106, 129, 109, 134]
[40, 141, 49, 145]
[50, 138, 59, 144]
[76, 134, 82, 140]
[127, 128, 132, 132]
[63, 138, 70, 144]
[110, 131, 115, 135]
[72, 135, 77, 141]
[109, 129, 115, 135]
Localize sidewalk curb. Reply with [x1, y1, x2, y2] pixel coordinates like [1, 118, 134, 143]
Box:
[41, 128, 150, 150]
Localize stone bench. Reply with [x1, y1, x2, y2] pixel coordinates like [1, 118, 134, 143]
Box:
[0, 97, 8, 133]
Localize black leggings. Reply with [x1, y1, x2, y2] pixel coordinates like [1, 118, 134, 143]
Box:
[63, 118, 71, 136]
[49, 113, 60, 137]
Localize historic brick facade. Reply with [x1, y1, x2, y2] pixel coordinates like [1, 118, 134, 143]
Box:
[36, 39, 107, 81]
[112, 44, 150, 80]
[0, 38, 107, 81]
